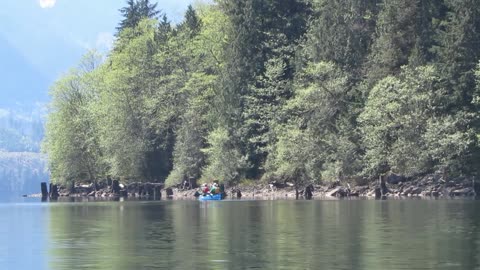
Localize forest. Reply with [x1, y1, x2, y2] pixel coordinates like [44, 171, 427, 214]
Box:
[43, 0, 480, 188]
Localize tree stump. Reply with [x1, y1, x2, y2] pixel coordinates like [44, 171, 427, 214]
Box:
[41, 182, 48, 198]
[112, 180, 120, 195]
[380, 175, 388, 196]
[154, 185, 162, 199]
[165, 188, 173, 197]
[305, 185, 314, 199]
[49, 184, 59, 199]
[145, 183, 154, 197]
[473, 178, 480, 197]
[69, 181, 75, 194]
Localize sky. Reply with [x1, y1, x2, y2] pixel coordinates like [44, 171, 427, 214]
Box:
[0, 0, 203, 107]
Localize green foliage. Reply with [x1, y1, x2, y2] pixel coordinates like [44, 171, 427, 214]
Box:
[201, 127, 247, 184]
[44, 0, 480, 187]
[305, 0, 377, 71]
[43, 51, 105, 184]
[359, 66, 476, 176]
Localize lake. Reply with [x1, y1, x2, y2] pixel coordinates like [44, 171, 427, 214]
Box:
[1, 198, 479, 269]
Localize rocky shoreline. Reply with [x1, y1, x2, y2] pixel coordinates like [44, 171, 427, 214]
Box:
[34, 173, 480, 200]
[172, 173, 479, 199]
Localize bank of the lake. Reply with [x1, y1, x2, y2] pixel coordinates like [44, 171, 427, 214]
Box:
[40, 173, 480, 201]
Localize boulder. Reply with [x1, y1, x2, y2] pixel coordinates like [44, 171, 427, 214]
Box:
[410, 187, 422, 195]
[387, 173, 405, 184]
[326, 187, 341, 197]
[451, 187, 474, 196]
[165, 188, 174, 197]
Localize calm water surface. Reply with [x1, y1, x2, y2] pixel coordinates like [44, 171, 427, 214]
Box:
[1, 198, 479, 269]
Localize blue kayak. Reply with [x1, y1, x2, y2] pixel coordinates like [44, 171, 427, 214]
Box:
[198, 193, 223, 201]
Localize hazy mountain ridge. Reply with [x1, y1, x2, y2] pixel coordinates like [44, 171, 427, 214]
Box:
[0, 106, 47, 195]
[0, 152, 48, 195]
[0, 107, 45, 152]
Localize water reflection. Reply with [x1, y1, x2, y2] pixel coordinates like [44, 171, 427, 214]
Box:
[4, 199, 480, 270]
[0, 202, 49, 269]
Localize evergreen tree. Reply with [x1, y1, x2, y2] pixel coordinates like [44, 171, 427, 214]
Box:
[117, 0, 160, 34]
[304, 0, 378, 73]
[178, 5, 202, 37]
[433, 0, 480, 110]
[366, 0, 439, 85]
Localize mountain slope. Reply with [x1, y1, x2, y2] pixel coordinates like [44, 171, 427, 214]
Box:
[0, 36, 49, 107]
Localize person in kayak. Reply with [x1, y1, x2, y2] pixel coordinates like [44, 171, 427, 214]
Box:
[210, 183, 218, 195]
[202, 183, 210, 195]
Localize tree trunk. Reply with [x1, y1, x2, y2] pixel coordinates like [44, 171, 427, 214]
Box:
[112, 180, 120, 195]
[49, 184, 59, 199]
[305, 185, 313, 199]
[69, 180, 75, 194]
[41, 182, 48, 198]
[374, 187, 382, 199]
[165, 188, 173, 197]
[145, 183, 154, 197]
[380, 175, 388, 197]
[473, 177, 480, 197]
[154, 185, 162, 199]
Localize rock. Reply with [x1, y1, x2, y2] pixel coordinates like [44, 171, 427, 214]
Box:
[326, 186, 349, 197]
[349, 192, 360, 197]
[119, 190, 128, 197]
[446, 181, 456, 187]
[387, 173, 405, 184]
[353, 185, 369, 195]
[451, 187, 474, 196]
[269, 181, 286, 189]
[326, 187, 341, 197]
[402, 186, 413, 196]
[366, 189, 376, 197]
[410, 187, 422, 195]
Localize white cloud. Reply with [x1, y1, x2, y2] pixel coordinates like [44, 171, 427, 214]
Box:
[95, 32, 115, 51]
[39, 0, 56, 9]
[66, 32, 115, 53]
